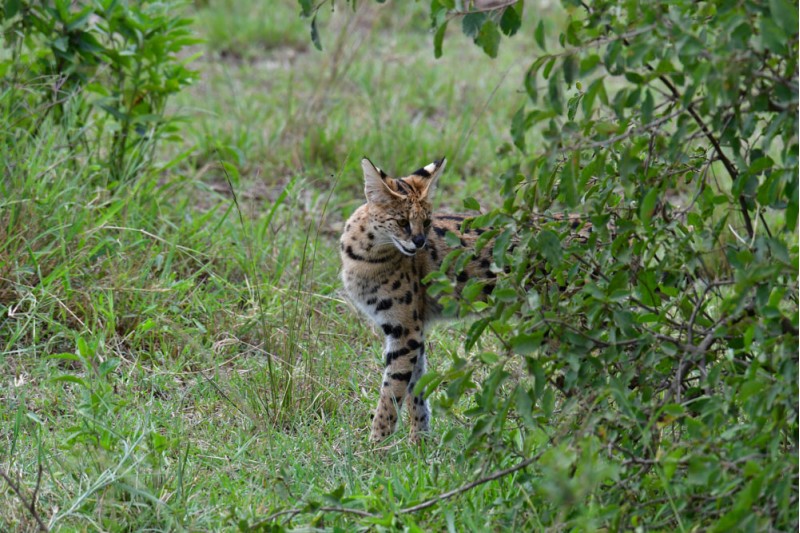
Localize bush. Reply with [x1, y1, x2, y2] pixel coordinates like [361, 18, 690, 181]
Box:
[0, 0, 198, 185]
[311, 0, 798, 529]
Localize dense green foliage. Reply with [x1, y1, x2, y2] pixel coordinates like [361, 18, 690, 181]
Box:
[417, 0, 798, 530]
[309, 0, 798, 529]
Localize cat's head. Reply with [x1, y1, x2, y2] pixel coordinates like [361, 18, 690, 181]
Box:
[361, 157, 447, 256]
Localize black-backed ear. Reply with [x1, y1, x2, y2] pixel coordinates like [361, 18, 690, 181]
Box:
[412, 157, 446, 197]
[362, 158, 402, 204]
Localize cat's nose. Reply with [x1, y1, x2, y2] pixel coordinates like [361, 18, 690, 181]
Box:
[412, 234, 426, 249]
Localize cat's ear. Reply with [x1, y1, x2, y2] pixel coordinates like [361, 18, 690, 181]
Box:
[411, 157, 446, 198]
[362, 158, 401, 204]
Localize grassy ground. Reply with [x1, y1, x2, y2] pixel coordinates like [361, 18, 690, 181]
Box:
[1, 1, 562, 529]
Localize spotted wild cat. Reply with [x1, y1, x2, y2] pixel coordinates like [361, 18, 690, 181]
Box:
[340, 157, 500, 443]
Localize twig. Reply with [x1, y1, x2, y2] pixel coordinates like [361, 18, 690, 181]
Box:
[0, 465, 48, 531]
[397, 451, 544, 514]
[248, 451, 545, 528]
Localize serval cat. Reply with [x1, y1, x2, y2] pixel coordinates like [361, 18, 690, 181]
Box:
[340, 157, 500, 443]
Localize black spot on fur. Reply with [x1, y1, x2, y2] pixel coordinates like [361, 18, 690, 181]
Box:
[366, 297, 377, 305]
[391, 280, 402, 291]
[403, 291, 413, 305]
[407, 339, 421, 350]
[390, 371, 412, 382]
[385, 347, 410, 365]
[376, 299, 393, 311]
[409, 357, 418, 364]
[381, 323, 393, 335]
[345, 245, 393, 264]
[433, 226, 446, 237]
[412, 310, 418, 321]
[438, 215, 465, 222]
[367, 232, 375, 240]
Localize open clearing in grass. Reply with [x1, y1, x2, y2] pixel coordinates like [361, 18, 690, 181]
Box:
[1, 0, 559, 529]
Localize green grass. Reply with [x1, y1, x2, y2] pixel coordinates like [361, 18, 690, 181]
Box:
[1, 0, 561, 529]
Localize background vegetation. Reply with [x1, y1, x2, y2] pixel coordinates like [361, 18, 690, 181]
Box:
[1, 0, 797, 530]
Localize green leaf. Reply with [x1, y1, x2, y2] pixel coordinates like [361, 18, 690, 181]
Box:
[769, 0, 799, 36]
[461, 12, 486, 38]
[567, 92, 582, 121]
[463, 197, 480, 211]
[624, 71, 644, 84]
[536, 229, 561, 266]
[479, 351, 498, 364]
[640, 188, 658, 226]
[445, 230, 462, 247]
[642, 89, 654, 124]
[298, 0, 314, 17]
[547, 74, 563, 115]
[515, 385, 536, 428]
[465, 317, 490, 350]
[511, 105, 526, 152]
[562, 55, 577, 85]
[524, 66, 538, 102]
[499, 6, 521, 36]
[534, 19, 546, 50]
[747, 156, 774, 175]
[475, 20, 501, 58]
[310, 14, 322, 51]
[4, 0, 20, 18]
[511, 332, 542, 355]
[759, 16, 787, 54]
[433, 20, 448, 58]
[51, 375, 88, 387]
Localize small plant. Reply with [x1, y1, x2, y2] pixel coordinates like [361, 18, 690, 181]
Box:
[0, 0, 199, 185]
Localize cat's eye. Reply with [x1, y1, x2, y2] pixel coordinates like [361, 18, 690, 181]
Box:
[423, 219, 432, 229]
[398, 220, 411, 232]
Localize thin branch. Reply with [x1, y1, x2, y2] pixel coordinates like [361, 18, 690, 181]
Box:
[248, 451, 546, 529]
[614, 36, 756, 239]
[0, 465, 48, 532]
[398, 451, 544, 514]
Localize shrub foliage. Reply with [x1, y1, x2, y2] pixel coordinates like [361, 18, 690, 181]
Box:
[0, 0, 197, 184]
[312, 0, 798, 529]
